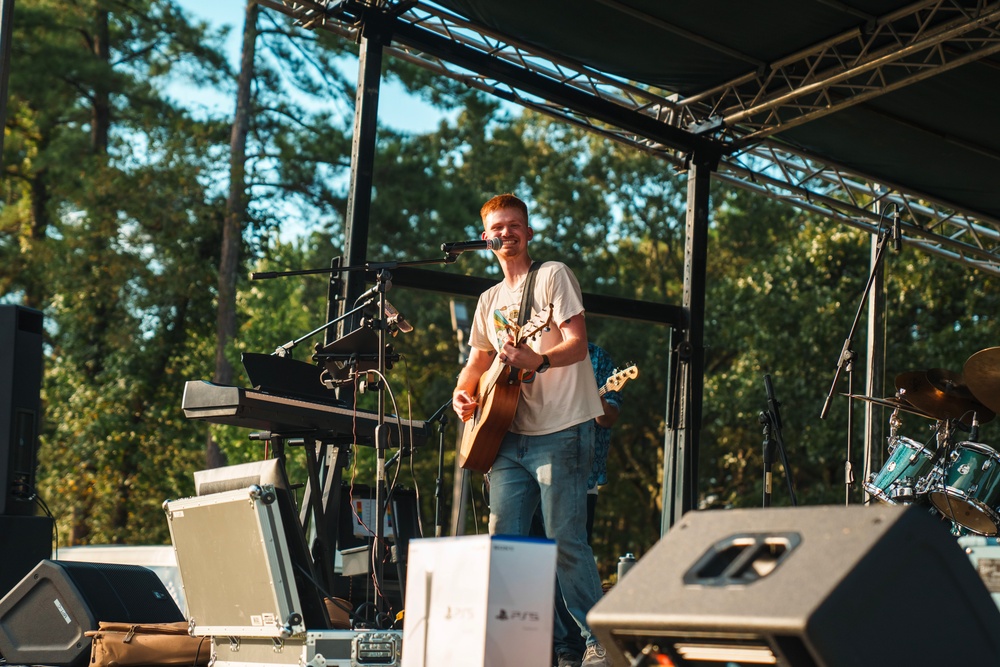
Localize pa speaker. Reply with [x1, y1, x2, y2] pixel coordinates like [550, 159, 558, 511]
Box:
[588, 504, 1000, 666]
[0, 559, 184, 667]
[0, 515, 52, 597]
[0, 305, 43, 516]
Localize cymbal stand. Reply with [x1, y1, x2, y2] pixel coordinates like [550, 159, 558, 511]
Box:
[820, 221, 894, 505]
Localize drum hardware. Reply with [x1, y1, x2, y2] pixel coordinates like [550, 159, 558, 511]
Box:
[842, 393, 935, 420]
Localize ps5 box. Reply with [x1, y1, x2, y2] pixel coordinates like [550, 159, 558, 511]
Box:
[401, 535, 556, 667]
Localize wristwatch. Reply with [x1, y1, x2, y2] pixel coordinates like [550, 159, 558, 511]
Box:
[536, 354, 551, 373]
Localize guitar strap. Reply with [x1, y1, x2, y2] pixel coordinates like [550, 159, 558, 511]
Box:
[517, 260, 544, 327]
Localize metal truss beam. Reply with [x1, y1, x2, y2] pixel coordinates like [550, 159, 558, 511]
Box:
[685, 0, 1000, 146]
[260, 0, 1000, 276]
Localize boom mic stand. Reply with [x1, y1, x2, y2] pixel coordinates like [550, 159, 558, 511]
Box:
[819, 219, 894, 505]
[252, 250, 464, 616]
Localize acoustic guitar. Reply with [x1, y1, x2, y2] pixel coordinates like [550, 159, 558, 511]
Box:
[459, 305, 553, 472]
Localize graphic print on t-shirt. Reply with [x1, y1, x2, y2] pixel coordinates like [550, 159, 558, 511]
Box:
[493, 306, 538, 384]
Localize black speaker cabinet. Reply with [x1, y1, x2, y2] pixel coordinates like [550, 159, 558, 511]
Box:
[588, 504, 1000, 666]
[0, 305, 43, 516]
[0, 559, 184, 667]
[0, 515, 52, 597]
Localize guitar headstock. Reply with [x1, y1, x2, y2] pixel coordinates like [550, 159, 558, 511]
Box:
[605, 365, 639, 392]
[508, 303, 554, 344]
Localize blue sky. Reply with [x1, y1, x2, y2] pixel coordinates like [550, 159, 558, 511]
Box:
[173, 0, 445, 133]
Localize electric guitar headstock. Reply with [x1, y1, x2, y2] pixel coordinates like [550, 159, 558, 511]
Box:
[601, 364, 638, 395]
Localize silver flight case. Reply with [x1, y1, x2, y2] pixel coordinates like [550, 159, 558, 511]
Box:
[164, 485, 307, 638]
[211, 629, 402, 667]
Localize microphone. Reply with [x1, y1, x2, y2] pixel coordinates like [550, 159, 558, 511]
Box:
[971, 413, 980, 442]
[441, 238, 502, 254]
[384, 300, 413, 334]
[892, 210, 902, 253]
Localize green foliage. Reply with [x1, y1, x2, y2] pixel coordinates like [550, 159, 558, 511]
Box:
[3, 0, 228, 545]
[6, 2, 1000, 585]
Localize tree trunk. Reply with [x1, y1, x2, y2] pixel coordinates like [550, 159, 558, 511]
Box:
[207, 0, 258, 469]
[91, 8, 109, 154]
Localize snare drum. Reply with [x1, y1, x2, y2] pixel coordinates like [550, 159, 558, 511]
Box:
[864, 436, 937, 504]
[927, 441, 1000, 536]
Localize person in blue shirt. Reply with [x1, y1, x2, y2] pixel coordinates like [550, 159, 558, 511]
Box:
[584, 342, 624, 542]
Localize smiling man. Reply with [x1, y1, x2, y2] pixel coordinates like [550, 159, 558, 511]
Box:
[452, 193, 611, 667]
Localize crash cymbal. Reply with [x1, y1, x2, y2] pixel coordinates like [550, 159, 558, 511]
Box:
[895, 370, 994, 425]
[964, 347, 1000, 415]
[843, 393, 936, 420]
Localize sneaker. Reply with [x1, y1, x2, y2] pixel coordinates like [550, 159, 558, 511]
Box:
[581, 643, 612, 667]
[556, 653, 582, 667]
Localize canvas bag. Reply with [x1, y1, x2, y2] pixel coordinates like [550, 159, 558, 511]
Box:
[86, 621, 209, 667]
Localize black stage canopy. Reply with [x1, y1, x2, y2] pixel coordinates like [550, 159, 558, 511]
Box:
[264, 0, 1000, 274]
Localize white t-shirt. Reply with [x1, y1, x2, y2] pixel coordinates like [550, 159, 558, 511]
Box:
[468, 261, 603, 435]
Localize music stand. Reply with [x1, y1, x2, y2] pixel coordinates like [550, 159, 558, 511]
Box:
[242, 352, 337, 403]
[313, 325, 382, 385]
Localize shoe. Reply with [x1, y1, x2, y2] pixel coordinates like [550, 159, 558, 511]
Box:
[556, 653, 582, 667]
[581, 643, 612, 667]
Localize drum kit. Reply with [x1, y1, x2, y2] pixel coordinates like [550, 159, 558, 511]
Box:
[857, 347, 1000, 536]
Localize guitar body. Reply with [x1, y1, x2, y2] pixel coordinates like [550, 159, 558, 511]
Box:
[457, 305, 554, 473]
[459, 360, 522, 473]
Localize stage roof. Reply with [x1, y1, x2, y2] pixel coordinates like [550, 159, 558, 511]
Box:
[265, 0, 1000, 275]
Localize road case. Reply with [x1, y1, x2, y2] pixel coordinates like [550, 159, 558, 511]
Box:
[211, 629, 402, 667]
[164, 485, 306, 638]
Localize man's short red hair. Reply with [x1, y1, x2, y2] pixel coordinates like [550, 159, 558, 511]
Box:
[480, 193, 528, 223]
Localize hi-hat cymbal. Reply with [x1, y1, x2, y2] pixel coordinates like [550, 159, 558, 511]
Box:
[964, 347, 1000, 415]
[843, 393, 936, 420]
[895, 370, 994, 425]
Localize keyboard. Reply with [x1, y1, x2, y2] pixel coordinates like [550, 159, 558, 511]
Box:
[181, 381, 428, 448]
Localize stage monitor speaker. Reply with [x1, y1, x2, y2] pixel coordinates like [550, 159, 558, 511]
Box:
[588, 504, 1000, 666]
[0, 559, 184, 667]
[0, 305, 43, 516]
[0, 515, 52, 597]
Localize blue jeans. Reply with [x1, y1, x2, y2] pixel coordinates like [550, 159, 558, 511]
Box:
[488, 421, 603, 648]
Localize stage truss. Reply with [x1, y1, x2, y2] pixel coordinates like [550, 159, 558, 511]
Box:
[258, 0, 1000, 276]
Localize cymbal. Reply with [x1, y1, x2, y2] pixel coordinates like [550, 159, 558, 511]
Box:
[894, 370, 994, 425]
[965, 347, 1000, 415]
[843, 393, 936, 420]
[926, 368, 969, 395]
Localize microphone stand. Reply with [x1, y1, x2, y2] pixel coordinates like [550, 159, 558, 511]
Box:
[252, 251, 465, 617]
[760, 409, 775, 507]
[425, 398, 453, 538]
[761, 374, 797, 507]
[819, 222, 894, 505]
[270, 299, 375, 357]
